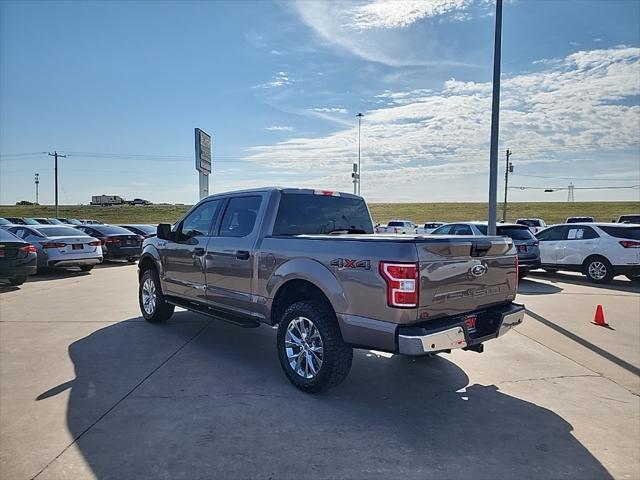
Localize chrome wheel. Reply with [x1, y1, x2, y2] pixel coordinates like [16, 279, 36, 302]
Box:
[285, 316, 323, 379]
[141, 277, 156, 315]
[588, 261, 607, 280]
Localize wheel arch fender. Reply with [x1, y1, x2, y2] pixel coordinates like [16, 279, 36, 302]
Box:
[267, 258, 348, 319]
[138, 246, 163, 280]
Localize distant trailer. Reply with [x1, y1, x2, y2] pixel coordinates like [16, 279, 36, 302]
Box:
[90, 195, 126, 206]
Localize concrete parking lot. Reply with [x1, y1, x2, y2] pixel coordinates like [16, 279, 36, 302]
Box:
[1, 264, 638, 479]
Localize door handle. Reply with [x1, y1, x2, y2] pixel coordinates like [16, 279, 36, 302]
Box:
[236, 250, 250, 260]
[194, 247, 205, 256]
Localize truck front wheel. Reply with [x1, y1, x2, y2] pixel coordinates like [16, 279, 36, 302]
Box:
[277, 300, 353, 393]
[139, 268, 174, 323]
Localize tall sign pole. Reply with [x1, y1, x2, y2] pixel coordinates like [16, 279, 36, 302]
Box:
[195, 128, 212, 200]
[356, 113, 363, 196]
[487, 0, 503, 235]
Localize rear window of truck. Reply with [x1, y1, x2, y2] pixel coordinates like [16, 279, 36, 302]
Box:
[273, 193, 374, 235]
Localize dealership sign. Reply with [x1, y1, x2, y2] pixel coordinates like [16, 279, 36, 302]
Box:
[195, 128, 212, 174]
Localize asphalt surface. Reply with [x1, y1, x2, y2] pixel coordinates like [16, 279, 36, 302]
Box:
[1, 264, 638, 479]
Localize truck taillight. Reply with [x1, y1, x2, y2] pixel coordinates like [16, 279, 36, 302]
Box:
[619, 240, 640, 248]
[515, 255, 519, 289]
[379, 262, 419, 308]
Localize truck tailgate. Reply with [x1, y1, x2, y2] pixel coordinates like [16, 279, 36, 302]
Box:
[416, 236, 517, 319]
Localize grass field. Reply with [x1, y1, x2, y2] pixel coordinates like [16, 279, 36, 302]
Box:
[1, 201, 637, 226]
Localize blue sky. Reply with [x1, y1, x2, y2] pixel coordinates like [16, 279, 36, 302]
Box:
[1, 0, 639, 204]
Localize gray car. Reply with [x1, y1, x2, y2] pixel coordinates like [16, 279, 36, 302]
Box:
[5, 224, 103, 272]
[137, 187, 524, 392]
[431, 222, 541, 278]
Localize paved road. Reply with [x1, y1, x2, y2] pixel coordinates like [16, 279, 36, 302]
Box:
[1, 264, 638, 479]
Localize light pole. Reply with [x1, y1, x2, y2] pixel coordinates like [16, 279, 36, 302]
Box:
[34, 173, 40, 205]
[356, 113, 363, 196]
[487, 0, 503, 235]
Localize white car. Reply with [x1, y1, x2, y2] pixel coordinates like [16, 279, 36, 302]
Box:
[535, 223, 640, 283]
[5, 225, 103, 272]
[516, 218, 547, 234]
[377, 220, 417, 234]
[416, 222, 445, 235]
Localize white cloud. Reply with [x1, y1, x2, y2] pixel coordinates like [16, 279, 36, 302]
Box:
[310, 107, 348, 113]
[265, 126, 294, 131]
[254, 71, 293, 89]
[348, 0, 481, 30]
[245, 47, 640, 201]
[292, 1, 481, 67]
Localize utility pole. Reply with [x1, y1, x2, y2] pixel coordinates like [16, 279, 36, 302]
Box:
[502, 149, 513, 222]
[34, 173, 40, 204]
[48, 151, 66, 217]
[356, 113, 363, 196]
[487, 0, 503, 235]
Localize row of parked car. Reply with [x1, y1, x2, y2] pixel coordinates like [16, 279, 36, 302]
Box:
[0, 217, 158, 286]
[376, 216, 640, 284]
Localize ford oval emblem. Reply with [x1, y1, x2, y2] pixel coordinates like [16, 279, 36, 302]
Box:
[470, 264, 487, 277]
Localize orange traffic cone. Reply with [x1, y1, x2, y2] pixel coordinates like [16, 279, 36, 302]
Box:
[591, 305, 609, 327]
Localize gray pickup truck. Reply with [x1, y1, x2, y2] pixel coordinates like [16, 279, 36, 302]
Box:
[138, 187, 524, 392]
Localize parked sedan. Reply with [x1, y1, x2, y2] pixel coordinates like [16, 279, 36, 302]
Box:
[0, 229, 37, 285]
[431, 222, 541, 278]
[75, 224, 142, 262]
[6, 225, 102, 272]
[118, 224, 157, 239]
[536, 223, 640, 283]
[3, 217, 38, 225]
[60, 218, 84, 225]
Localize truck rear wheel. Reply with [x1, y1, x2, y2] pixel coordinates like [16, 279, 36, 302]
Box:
[139, 268, 174, 323]
[277, 300, 352, 393]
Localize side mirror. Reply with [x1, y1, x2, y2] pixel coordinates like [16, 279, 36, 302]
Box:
[157, 223, 172, 240]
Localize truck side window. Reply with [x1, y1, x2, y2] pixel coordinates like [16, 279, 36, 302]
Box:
[181, 200, 221, 239]
[220, 196, 262, 238]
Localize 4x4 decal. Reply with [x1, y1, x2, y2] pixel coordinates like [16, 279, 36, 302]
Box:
[330, 258, 371, 270]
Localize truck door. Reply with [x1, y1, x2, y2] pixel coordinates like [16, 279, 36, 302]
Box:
[204, 194, 264, 317]
[161, 199, 223, 300]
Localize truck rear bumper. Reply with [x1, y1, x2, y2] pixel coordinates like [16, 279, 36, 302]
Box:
[337, 303, 524, 356]
[397, 303, 525, 356]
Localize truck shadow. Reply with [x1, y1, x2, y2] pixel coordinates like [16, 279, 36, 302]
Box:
[37, 312, 612, 479]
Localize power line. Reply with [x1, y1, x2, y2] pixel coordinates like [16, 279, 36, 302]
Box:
[510, 185, 639, 190]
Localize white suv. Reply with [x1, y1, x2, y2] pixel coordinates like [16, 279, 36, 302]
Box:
[535, 223, 640, 283]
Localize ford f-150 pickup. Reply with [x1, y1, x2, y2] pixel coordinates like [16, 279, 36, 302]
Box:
[137, 187, 524, 392]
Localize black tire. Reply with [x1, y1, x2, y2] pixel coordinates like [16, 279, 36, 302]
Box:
[9, 274, 27, 286]
[584, 256, 614, 284]
[277, 300, 352, 393]
[127, 257, 137, 263]
[139, 268, 174, 323]
[79, 265, 94, 272]
[626, 275, 640, 283]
